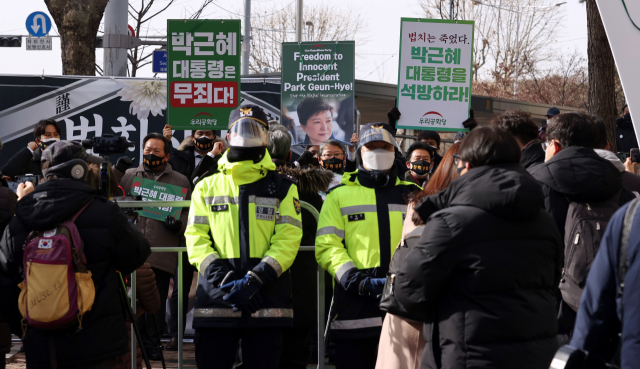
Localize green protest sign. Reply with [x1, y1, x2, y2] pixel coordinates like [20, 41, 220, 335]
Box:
[131, 176, 188, 222]
[167, 19, 241, 130]
[281, 41, 355, 146]
[396, 18, 474, 132]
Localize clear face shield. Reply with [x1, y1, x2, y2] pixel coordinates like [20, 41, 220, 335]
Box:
[227, 118, 269, 147]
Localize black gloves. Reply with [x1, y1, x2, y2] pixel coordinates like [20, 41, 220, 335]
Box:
[462, 117, 478, 131]
[297, 151, 314, 166]
[116, 156, 134, 173]
[387, 107, 401, 127]
[164, 215, 183, 233]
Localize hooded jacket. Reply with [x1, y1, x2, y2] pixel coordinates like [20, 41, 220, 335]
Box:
[0, 179, 150, 368]
[520, 139, 545, 173]
[616, 115, 638, 155]
[532, 146, 622, 240]
[1, 147, 43, 180]
[399, 164, 562, 369]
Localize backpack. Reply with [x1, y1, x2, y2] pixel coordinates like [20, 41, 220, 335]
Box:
[18, 200, 96, 331]
[560, 200, 620, 311]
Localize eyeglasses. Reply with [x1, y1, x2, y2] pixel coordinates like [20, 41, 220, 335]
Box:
[453, 154, 461, 166]
[321, 153, 345, 159]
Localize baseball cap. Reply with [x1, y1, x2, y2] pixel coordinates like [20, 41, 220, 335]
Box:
[42, 140, 103, 167]
[545, 107, 560, 118]
[358, 123, 398, 149]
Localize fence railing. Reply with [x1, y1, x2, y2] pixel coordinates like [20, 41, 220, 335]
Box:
[116, 200, 324, 369]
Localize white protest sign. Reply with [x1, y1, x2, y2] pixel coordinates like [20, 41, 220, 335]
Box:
[396, 18, 474, 132]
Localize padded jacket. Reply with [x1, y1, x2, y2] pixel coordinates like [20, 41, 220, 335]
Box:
[0, 179, 150, 368]
[398, 164, 563, 369]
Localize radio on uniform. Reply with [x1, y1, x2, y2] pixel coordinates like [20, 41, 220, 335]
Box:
[26, 36, 52, 50]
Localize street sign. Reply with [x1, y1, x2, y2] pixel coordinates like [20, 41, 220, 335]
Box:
[26, 12, 52, 38]
[25, 36, 52, 50]
[152, 50, 167, 73]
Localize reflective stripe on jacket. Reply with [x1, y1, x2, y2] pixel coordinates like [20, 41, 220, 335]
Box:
[315, 169, 419, 339]
[185, 150, 302, 328]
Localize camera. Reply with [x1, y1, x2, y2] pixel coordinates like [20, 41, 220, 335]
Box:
[15, 174, 41, 187]
[631, 148, 640, 163]
[82, 134, 134, 155]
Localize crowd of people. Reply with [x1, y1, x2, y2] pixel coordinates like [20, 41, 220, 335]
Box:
[0, 103, 638, 369]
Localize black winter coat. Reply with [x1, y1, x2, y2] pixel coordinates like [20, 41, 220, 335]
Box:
[0, 179, 150, 368]
[532, 146, 622, 240]
[520, 140, 545, 174]
[616, 116, 638, 155]
[1, 147, 43, 180]
[399, 164, 563, 369]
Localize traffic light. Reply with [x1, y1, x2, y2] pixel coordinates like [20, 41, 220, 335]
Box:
[0, 36, 21, 47]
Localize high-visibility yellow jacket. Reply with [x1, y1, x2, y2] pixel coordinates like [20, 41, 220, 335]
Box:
[315, 168, 420, 339]
[185, 150, 302, 328]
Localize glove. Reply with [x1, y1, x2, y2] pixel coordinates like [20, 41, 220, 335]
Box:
[359, 277, 386, 299]
[115, 156, 134, 173]
[164, 216, 183, 233]
[220, 272, 264, 314]
[297, 150, 314, 166]
[387, 107, 401, 126]
[462, 117, 478, 131]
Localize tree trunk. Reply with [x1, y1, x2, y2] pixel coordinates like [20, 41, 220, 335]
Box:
[586, 0, 618, 152]
[45, 0, 109, 76]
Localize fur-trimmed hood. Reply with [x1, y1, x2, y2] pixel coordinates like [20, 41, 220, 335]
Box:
[178, 137, 194, 151]
[277, 166, 334, 195]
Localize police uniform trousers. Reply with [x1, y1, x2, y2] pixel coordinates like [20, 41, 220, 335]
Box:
[195, 327, 283, 369]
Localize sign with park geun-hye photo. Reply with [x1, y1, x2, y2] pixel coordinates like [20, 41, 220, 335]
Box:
[131, 176, 188, 222]
[167, 19, 240, 130]
[280, 41, 355, 146]
[396, 18, 474, 132]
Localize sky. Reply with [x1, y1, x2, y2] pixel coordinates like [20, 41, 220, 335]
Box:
[0, 0, 588, 84]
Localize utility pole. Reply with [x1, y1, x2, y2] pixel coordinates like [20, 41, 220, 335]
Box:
[296, 0, 303, 42]
[103, 0, 128, 76]
[242, 0, 251, 75]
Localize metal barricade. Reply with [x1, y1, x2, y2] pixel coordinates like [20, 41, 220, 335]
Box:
[116, 200, 325, 369]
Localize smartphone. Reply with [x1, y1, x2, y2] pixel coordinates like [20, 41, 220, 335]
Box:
[631, 148, 640, 163]
[14, 174, 41, 187]
[615, 152, 628, 163]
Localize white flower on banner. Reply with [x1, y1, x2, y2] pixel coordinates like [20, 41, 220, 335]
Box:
[116, 80, 167, 120]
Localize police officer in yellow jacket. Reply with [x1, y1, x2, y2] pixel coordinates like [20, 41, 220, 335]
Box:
[316, 123, 420, 369]
[185, 105, 303, 369]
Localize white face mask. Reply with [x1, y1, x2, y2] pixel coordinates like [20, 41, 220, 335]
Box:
[362, 148, 395, 171]
[546, 119, 550, 124]
[229, 136, 263, 147]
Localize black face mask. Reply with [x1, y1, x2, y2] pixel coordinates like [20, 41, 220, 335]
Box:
[143, 153, 166, 170]
[457, 166, 465, 176]
[322, 158, 344, 173]
[39, 138, 59, 151]
[624, 113, 631, 122]
[410, 160, 429, 176]
[227, 146, 266, 163]
[194, 136, 214, 151]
